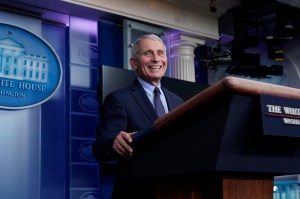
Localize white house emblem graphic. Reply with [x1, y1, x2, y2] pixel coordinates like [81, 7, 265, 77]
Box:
[0, 35, 48, 82]
[0, 23, 62, 109]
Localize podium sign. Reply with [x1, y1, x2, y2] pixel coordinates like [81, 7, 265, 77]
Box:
[261, 95, 300, 137]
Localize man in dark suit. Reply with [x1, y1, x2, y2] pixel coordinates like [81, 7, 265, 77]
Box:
[93, 34, 183, 199]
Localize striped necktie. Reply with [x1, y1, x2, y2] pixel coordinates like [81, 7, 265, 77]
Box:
[154, 87, 166, 117]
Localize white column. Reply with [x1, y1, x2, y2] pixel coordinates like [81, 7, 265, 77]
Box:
[170, 34, 205, 82]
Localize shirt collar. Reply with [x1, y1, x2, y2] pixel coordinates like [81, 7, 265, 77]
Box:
[137, 76, 162, 96]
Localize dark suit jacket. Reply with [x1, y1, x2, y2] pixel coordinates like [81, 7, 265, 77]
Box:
[93, 78, 183, 199]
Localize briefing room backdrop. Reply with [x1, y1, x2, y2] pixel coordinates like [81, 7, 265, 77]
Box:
[0, 3, 299, 199]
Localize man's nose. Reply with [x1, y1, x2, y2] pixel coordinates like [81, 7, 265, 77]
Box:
[151, 54, 159, 62]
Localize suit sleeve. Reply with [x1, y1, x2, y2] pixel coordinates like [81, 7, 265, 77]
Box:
[92, 93, 128, 161]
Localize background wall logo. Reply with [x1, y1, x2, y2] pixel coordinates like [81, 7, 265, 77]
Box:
[79, 93, 98, 113]
[80, 191, 99, 199]
[79, 44, 98, 66]
[79, 141, 96, 162]
[0, 23, 62, 109]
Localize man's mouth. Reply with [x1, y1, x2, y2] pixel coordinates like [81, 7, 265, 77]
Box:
[149, 65, 162, 69]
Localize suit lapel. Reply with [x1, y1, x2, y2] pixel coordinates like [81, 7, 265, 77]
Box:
[130, 79, 158, 121]
[161, 87, 175, 111]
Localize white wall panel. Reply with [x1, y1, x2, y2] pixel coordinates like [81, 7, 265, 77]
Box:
[0, 10, 41, 199]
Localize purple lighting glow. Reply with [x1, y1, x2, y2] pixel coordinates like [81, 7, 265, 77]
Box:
[70, 16, 98, 44]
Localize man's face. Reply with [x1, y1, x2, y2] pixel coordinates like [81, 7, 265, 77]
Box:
[130, 38, 167, 86]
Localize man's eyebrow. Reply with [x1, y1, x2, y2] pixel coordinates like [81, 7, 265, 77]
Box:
[143, 49, 165, 54]
[144, 49, 154, 53]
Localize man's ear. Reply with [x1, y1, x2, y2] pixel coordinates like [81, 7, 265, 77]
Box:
[130, 58, 137, 70]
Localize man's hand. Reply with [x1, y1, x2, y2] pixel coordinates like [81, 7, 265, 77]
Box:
[113, 131, 136, 156]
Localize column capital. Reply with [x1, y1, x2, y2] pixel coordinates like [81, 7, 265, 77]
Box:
[170, 34, 205, 48]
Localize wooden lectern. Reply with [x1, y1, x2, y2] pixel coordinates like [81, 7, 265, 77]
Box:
[131, 77, 300, 199]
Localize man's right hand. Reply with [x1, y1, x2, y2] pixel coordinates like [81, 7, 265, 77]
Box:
[112, 131, 136, 156]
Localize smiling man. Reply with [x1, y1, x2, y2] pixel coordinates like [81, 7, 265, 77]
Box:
[92, 34, 183, 199]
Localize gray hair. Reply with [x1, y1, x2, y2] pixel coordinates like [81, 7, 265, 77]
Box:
[131, 34, 166, 59]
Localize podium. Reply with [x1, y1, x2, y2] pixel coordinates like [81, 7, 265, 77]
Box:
[131, 77, 300, 199]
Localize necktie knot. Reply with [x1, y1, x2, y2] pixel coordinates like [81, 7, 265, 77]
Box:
[154, 87, 166, 117]
[154, 87, 160, 95]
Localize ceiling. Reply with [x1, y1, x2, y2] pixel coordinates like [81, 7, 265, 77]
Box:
[1, 0, 300, 37]
[0, 0, 115, 23]
[1, 0, 300, 19]
[0, 0, 245, 23]
[163, 0, 242, 15]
